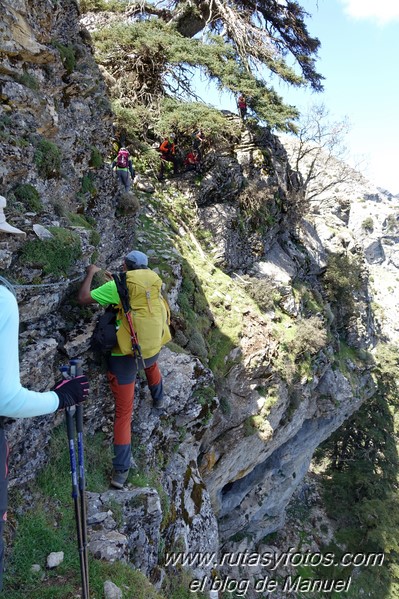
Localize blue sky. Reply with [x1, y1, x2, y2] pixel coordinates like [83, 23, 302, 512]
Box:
[197, 0, 399, 194]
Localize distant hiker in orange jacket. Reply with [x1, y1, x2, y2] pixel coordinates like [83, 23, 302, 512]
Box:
[158, 136, 178, 180]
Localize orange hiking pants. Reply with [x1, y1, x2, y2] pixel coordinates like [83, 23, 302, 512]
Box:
[107, 353, 163, 471]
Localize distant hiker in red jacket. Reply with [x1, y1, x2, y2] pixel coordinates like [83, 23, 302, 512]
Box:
[184, 150, 201, 172]
[237, 94, 247, 119]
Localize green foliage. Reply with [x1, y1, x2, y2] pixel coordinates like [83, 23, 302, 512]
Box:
[161, 570, 207, 599]
[89, 229, 101, 246]
[68, 212, 93, 228]
[0, 115, 12, 143]
[176, 259, 215, 362]
[111, 102, 156, 148]
[243, 276, 281, 312]
[13, 184, 43, 212]
[4, 508, 77, 598]
[385, 213, 399, 233]
[177, 286, 209, 360]
[34, 139, 62, 178]
[81, 173, 96, 195]
[374, 342, 399, 379]
[274, 314, 327, 386]
[157, 97, 239, 143]
[298, 285, 324, 316]
[89, 146, 103, 168]
[323, 253, 363, 303]
[20, 227, 82, 276]
[111, 97, 239, 176]
[93, 21, 299, 129]
[208, 328, 235, 376]
[219, 395, 231, 415]
[313, 341, 399, 595]
[52, 41, 76, 74]
[192, 385, 216, 407]
[287, 315, 327, 359]
[79, 0, 127, 12]
[117, 190, 140, 215]
[236, 181, 276, 233]
[0, 114, 11, 129]
[322, 252, 363, 332]
[186, 329, 208, 359]
[361, 216, 374, 233]
[18, 70, 39, 90]
[4, 427, 170, 599]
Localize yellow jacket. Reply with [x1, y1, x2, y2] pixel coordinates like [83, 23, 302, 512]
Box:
[115, 270, 171, 358]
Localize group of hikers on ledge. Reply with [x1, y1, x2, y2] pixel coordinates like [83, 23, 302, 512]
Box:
[112, 92, 248, 189]
[0, 91, 251, 593]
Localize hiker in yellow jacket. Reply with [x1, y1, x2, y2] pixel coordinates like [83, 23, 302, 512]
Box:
[78, 250, 171, 489]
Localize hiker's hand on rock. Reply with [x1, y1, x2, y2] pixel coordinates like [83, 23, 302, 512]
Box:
[103, 270, 113, 281]
[54, 375, 90, 409]
[87, 264, 101, 275]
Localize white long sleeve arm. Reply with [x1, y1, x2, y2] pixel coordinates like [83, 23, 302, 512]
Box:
[0, 287, 59, 418]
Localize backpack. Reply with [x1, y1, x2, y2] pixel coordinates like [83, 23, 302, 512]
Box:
[116, 149, 129, 168]
[90, 306, 118, 353]
[114, 270, 171, 359]
[89, 274, 143, 356]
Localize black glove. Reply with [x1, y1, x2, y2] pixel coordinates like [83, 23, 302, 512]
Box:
[53, 375, 89, 409]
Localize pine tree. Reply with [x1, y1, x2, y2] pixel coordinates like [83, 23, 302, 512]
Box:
[83, 0, 323, 131]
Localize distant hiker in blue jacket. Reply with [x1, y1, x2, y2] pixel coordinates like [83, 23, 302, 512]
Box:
[112, 147, 135, 191]
[0, 279, 89, 591]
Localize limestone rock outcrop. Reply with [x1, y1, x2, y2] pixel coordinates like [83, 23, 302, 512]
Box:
[1, 2, 398, 597]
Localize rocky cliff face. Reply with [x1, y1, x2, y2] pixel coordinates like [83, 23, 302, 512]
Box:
[1, 2, 397, 597]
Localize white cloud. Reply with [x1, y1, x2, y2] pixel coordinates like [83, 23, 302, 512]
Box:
[339, 0, 399, 24]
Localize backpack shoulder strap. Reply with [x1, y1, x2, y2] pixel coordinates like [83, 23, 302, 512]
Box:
[112, 272, 130, 314]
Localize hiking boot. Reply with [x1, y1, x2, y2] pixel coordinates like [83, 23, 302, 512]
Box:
[110, 469, 129, 489]
[152, 395, 165, 409]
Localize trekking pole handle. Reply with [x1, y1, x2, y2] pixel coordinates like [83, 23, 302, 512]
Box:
[69, 358, 83, 378]
[60, 366, 70, 379]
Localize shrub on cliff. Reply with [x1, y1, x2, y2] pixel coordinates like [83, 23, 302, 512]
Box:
[20, 227, 82, 276]
[13, 184, 43, 213]
[322, 253, 363, 306]
[79, 0, 125, 12]
[34, 139, 62, 178]
[52, 42, 76, 74]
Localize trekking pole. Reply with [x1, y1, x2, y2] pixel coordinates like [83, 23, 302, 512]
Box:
[62, 361, 89, 599]
[125, 311, 146, 370]
[113, 273, 146, 370]
[69, 359, 90, 598]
